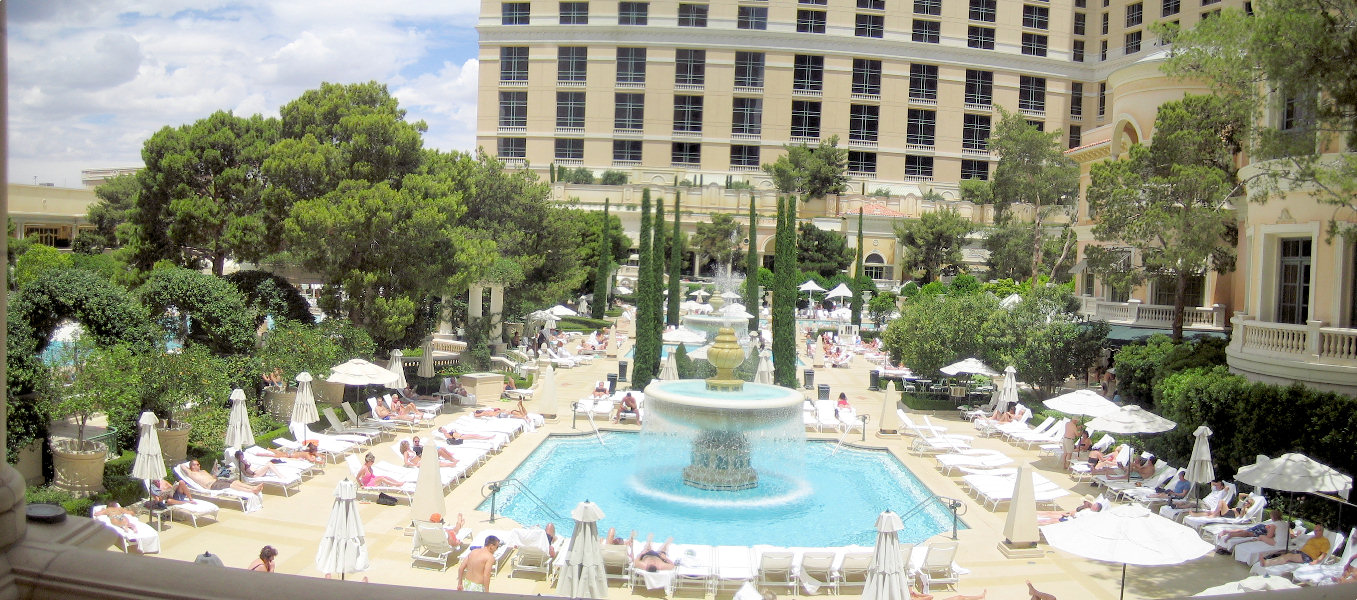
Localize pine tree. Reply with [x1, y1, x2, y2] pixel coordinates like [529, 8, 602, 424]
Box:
[666, 191, 683, 326]
[772, 195, 798, 387]
[851, 207, 865, 326]
[743, 194, 760, 333]
[591, 198, 612, 320]
[633, 189, 656, 388]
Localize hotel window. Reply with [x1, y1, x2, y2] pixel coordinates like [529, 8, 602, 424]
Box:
[1126, 2, 1143, 26]
[1125, 30, 1142, 54]
[961, 159, 989, 180]
[1070, 82, 1083, 117]
[962, 113, 991, 150]
[914, 0, 942, 15]
[794, 55, 824, 92]
[1162, 0, 1180, 14]
[909, 64, 938, 100]
[616, 48, 646, 84]
[560, 1, 589, 24]
[498, 137, 526, 158]
[503, 2, 530, 24]
[1100, 39, 1109, 61]
[614, 93, 645, 129]
[675, 49, 706, 86]
[678, 3, 708, 27]
[1076, 0, 1086, 5]
[1098, 82, 1107, 116]
[1019, 76, 1046, 112]
[1073, 40, 1085, 62]
[864, 254, 886, 279]
[618, 2, 648, 24]
[859, 0, 886, 8]
[738, 6, 768, 29]
[672, 142, 701, 165]
[1022, 33, 1048, 56]
[853, 59, 882, 95]
[913, 20, 941, 43]
[1023, 5, 1049, 28]
[558, 47, 588, 82]
[1074, 12, 1086, 35]
[797, 9, 827, 33]
[800, 0, 827, 4]
[907, 109, 936, 145]
[965, 70, 993, 105]
[557, 92, 586, 128]
[1152, 274, 1205, 307]
[731, 145, 761, 167]
[848, 151, 877, 174]
[856, 14, 884, 37]
[1278, 238, 1312, 324]
[732, 98, 763, 135]
[555, 138, 584, 160]
[734, 52, 765, 88]
[1202, 0, 1220, 5]
[499, 91, 527, 127]
[614, 140, 642, 162]
[500, 47, 528, 82]
[850, 105, 880, 142]
[969, 0, 996, 22]
[968, 26, 996, 49]
[905, 155, 934, 177]
[673, 95, 704, 133]
[1068, 125, 1082, 148]
[1027, 120, 1045, 131]
[1101, 12, 1109, 34]
[791, 100, 822, 138]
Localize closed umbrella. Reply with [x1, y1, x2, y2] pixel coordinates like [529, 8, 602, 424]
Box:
[558, 501, 608, 598]
[223, 388, 254, 449]
[418, 340, 435, 379]
[939, 358, 999, 377]
[535, 366, 559, 418]
[992, 366, 1019, 413]
[1185, 425, 1215, 486]
[292, 372, 320, 426]
[861, 510, 908, 600]
[386, 349, 408, 390]
[754, 350, 774, 385]
[1041, 504, 1214, 600]
[659, 352, 680, 381]
[1042, 389, 1117, 417]
[408, 437, 445, 526]
[1084, 405, 1176, 435]
[316, 478, 370, 580]
[1235, 453, 1352, 499]
[131, 412, 166, 481]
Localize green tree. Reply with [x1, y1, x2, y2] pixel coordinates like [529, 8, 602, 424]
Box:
[796, 222, 854, 278]
[894, 208, 974, 283]
[762, 136, 849, 203]
[982, 284, 1109, 397]
[983, 220, 1080, 282]
[958, 179, 995, 206]
[743, 196, 761, 331]
[667, 192, 683, 326]
[123, 110, 280, 275]
[989, 108, 1080, 287]
[772, 195, 799, 386]
[13, 244, 72, 290]
[1086, 95, 1241, 341]
[867, 291, 898, 327]
[89, 173, 139, 249]
[649, 197, 667, 366]
[851, 208, 865, 326]
[691, 212, 743, 277]
[881, 292, 997, 377]
[632, 188, 658, 387]
[591, 198, 612, 320]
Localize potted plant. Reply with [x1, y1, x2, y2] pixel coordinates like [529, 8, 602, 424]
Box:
[139, 345, 233, 464]
[48, 335, 129, 496]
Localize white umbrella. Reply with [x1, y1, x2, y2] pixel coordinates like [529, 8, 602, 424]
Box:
[659, 352, 680, 381]
[689, 289, 711, 299]
[408, 436, 446, 526]
[1085, 405, 1176, 435]
[1193, 575, 1299, 596]
[754, 351, 773, 385]
[720, 291, 741, 300]
[663, 327, 709, 345]
[223, 388, 254, 449]
[578, 298, 590, 317]
[326, 359, 399, 386]
[940, 358, 999, 377]
[825, 282, 854, 299]
[614, 285, 632, 294]
[386, 349, 408, 390]
[1041, 504, 1214, 600]
[316, 479, 370, 580]
[719, 305, 755, 320]
[861, 510, 908, 600]
[992, 366, 1019, 413]
[829, 307, 852, 321]
[1235, 453, 1353, 499]
[548, 304, 578, 317]
[536, 366, 559, 418]
[799, 280, 826, 293]
[528, 310, 560, 326]
[680, 300, 709, 313]
[292, 371, 320, 426]
[131, 412, 166, 481]
[1043, 389, 1118, 417]
[1184, 425, 1215, 486]
[558, 501, 609, 598]
[418, 340, 435, 379]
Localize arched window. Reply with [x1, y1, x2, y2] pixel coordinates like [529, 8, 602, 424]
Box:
[864, 252, 888, 280]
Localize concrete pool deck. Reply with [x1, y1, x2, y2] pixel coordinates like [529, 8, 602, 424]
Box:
[119, 342, 1259, 599]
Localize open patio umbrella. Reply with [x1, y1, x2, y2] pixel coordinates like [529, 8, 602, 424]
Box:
[223, 388, 254, 449]
[327, 359, 399, 387]
[1041, 504, 1214, 600]
[663, 327, 709, 345]
[1042, 389, 1117, 417]
[408, 436, 446, 526]
[659, 352, 680, 381]
[1235, 453, 1353, 499]
[386, 349, 408, 390]
[131, 411, 167, 481]
[528, 310, 560, 326]
[720, 291, 741, 300]
[690, 289, 711, 299]
[754, 350, 774, 385]
[548, 304, 578, 317]
[292, 372, 320, 426]
[940, 358, 999, 377]
[862, 510, 908, 600]
[799, 280, 826, 293]
[418, 339, 436, 378]
[825, 282, 854, 299]
[557, 501, 608, 598]
[1084, 405, 1176, 435]
[992, 366, 1019, 413]
[316, 478, 370, 580]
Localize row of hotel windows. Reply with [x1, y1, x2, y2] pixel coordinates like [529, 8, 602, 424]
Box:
[496, 137, 994, 178]
[500, 93, 1082, 148]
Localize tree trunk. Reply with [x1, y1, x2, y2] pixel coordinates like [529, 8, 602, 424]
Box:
[1029, 203, 1045, 289]
[1047, 231, 1074, 281]
[212, 253, 226, 276]
[1171, 270, 1187, 343]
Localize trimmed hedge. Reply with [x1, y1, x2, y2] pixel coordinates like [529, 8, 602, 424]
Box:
[900, 392, 956, 411]
[139, 267, 256, 355]
[1112, 335, 1227, 406]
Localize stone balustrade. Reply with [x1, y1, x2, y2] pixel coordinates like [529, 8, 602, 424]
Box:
[1226, 314, 1357, 396]
[1077, 296, 1226, 331]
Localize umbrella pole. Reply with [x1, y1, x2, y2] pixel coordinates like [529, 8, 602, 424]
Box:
[1120, 563, 1126, 600]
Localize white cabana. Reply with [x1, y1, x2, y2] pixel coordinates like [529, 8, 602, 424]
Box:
[1042, 389, 1117, 417]
[316, 479, 370, 580]
[386, 349, 408, 390]
[799, 280, 826, 293]
[939, 358, 999, 377]
[1084, 405, 1176, 435]
[291, 372, 320, 426]
[861, 510, 909, 600]
[131, 412, 167, 482]
[557, 501, 608, 598]
[548, 304, 578, 317]
[1235, 453, 1353, 499]
[223, 389, 254, 449]
[825, 282, 854, 299]
[1041, 504, 1214, 600]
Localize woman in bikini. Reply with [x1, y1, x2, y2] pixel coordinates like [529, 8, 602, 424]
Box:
[248, 545, 278, 572]
[261, 443, 324, 465]
[234, 450, 289, 480]
[402, 439, 457, 468]
[357, 453, 405, 488]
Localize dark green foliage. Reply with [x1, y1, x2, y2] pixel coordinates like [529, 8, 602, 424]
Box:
[646, 197, 667, 376]
[26, 485, 96, 517]
[744, 196, 761, 331]
[224, 270, 315, 325]
[9, 268, 155, 358]
[591, 198, 612, 320]
[851, 208, 865, 326]
[256, 318, 375, 393]
[139, 267, 256, 355]
[796, 222, 854, 278]
[1111, 335, 1229, 406]
[867, 291, 898, 327]
[632, 189, 657, 388]
[600, 170, 629, 185]
[560, 167, 596, 184]
[667, 192, 683, 325]
[559, 316, 612, 331]
[772, 196, 798, 387]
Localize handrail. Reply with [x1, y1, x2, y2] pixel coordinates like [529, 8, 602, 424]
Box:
[86, 428, 120, 461]
[898, 493, 966, 540]
[482, 478, 562, 523]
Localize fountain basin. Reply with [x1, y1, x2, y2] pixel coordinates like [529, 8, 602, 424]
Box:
[643, 379, 803, 431]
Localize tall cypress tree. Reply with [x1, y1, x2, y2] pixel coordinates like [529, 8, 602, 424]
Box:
[743, 194, 760, 333]
[666, 191, 683, 326]
[772, 195, 798, 387]
[591, 198, 612, 320]
[851, 207, 865, 327]
[644, 197, 667, 382]
[633, 188, 656, 387]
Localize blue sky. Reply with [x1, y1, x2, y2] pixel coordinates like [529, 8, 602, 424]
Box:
[7, 0, 483, 187]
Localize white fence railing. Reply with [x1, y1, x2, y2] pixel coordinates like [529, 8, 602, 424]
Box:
[1078, 297, 1226, 330]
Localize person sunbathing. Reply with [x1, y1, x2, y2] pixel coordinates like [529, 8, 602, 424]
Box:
[185, 460, 264, 494]
[93, 502, 139, 533]
[633, 535, 676, 572]
[911, 585, 986, 600]
[150, 478, 194, 506]
[990, 407, 1016, 424]
[357, 453, 405, 488]
[261, 443, 324, 465]
[401, 440, 456, 468]
[401, 386, 439, 403]
[613, 393, 640, 424]
[1217, 510, 1286, 547]
[1036, 496, 1105, 524]
[1338, 556, 1357, 584]
[388, 396, 426, 420]
[591, 382, 610, 399]
[430, 512, 467, 550]
[1026, 581, 1057, 600]
[1108, 455, 1156, 481]
[602, 527, 633, 546]
[375, 400, 420, 423]
[435, 426, 494, 442]
[234, 450, 288, 480]
[1260, 524, 1329, 567]
[476, 401, 529, 419]
[1186, 489, 1248, 519]
[1147, 471, 1191, 500]
[409, 437, 458, 467]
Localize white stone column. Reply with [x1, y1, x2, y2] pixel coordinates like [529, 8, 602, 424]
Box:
[468, 283, 484, 324]
[1307, 319, 1325, 358]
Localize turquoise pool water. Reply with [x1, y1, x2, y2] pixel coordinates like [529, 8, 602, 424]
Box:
[478, 432, 965, 547]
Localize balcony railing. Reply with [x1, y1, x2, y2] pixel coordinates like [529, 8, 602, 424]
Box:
[1228, 314, 1357, 393]
[1077, 297, 1227, 330]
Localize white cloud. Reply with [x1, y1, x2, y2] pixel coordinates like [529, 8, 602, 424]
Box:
[394, 58, 481, 155]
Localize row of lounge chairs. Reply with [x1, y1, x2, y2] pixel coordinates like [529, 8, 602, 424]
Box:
[803, 400, 864, 434]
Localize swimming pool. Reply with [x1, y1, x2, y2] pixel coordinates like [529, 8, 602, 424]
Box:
[477, 432, 965, 547]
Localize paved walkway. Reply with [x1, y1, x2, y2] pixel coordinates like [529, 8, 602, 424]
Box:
[124, 333, 1252, 599]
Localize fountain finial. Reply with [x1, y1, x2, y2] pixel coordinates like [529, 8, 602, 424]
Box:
[705, 327, 746, 392]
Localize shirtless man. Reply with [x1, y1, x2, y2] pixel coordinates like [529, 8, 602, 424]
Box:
[149, 478, 194, 506]
[633, 535, 677, 572]
[185, 460, 263, 494]
[93, 502, 139, 533]
[1060, 418, 1080, 468]
[458, 536, 501, 592]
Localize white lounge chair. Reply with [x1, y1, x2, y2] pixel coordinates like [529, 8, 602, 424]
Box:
[836, 551, 873, 594]
[411, 520, 467, 571]
[797, 550, 837, 595]
[343, 454, 415, 502]
[1291, 527, 1357, 585]
[172, 462, 262, 512]
[672, 544, 715, 595]
[510, 528, 560, 580]
[714, 546, 756, 594]
[323, 406, 386, 443]
[224, 447, 303, 496]
[754, 548, 796, 595]
[935, 449, 1014, 476]
[1185, 494, 1268, 531]
[912, 541, 961, 592]
[813, 400, 843, 433]
[898, 409, 949, 437]
[93, 505, 159, 554]
[142, 479, 220, 528]
[344, 401, 400, 433]
[1250, 527, 1346, 579]
[602, 544, 634, 588]
[364, 397, 420, 433]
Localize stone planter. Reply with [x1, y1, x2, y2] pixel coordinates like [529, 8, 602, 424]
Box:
[264, 389, 297, 422]
[156, 423, 192, 465]
[51, 438, 107, 497]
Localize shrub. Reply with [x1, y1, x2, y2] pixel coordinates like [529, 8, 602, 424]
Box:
[139, 267, 256, 355]
[1110, 335, 1176, 405]
[600, 170, 629, 185]
[224, 270, 315, 325]
[26, 485, 94, 516]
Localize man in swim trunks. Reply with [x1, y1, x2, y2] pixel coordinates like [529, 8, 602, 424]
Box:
[185, 460, 263, 494]
[459, 535, 500, 592]
[633, 535, 677, 572]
